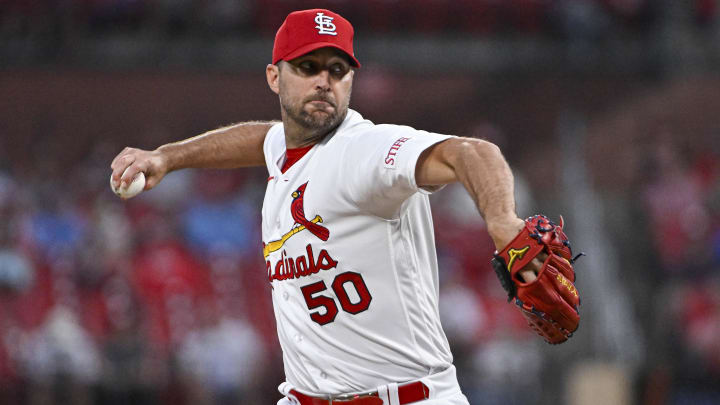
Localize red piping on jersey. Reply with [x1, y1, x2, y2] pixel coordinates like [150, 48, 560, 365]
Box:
[281, 144, 314, 173]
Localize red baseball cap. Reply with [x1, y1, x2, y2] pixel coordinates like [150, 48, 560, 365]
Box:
[272, 9, 361, 68]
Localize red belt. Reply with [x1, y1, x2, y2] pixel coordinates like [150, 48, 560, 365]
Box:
[289, 381, 429, 405]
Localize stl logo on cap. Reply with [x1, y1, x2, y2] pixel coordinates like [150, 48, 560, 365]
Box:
[314, 12, 337, 36]
[272, 9, 361, 67]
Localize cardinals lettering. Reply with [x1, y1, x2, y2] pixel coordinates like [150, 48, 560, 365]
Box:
[267, 244, 338, 282]
[264, 181, 338, 283]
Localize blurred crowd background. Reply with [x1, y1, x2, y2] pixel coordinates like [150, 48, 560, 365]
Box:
[1, 1, 720, 404]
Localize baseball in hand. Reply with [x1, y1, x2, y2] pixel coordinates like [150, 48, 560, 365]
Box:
[110, 169, 146, 199]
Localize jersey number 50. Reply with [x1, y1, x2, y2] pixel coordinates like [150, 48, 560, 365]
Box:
[300, 271, 372, 325]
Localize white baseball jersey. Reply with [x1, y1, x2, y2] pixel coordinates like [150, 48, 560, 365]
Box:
[262, 109, 455, 395]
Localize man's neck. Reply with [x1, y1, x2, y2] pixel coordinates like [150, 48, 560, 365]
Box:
[281, 113, 339, 149]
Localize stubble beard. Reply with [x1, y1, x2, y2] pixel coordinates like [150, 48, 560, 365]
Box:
[280, 91, 350, 140]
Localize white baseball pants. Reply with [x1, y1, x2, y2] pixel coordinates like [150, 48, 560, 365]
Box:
[276, 365, 470, 405]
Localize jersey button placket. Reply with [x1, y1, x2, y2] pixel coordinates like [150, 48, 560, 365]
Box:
[282, 291, 289, 301]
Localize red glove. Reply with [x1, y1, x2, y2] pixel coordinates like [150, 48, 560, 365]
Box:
[491, 215, 582, 344]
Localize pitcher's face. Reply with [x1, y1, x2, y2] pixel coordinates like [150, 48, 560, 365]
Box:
[269, 47, 354, 137]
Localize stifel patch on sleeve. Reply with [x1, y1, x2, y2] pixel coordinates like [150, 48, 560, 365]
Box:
[383, 136, 411, 169]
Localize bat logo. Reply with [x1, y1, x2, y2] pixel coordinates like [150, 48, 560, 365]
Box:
[263, 182, 329, 258]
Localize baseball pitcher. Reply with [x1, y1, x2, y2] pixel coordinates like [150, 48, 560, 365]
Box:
[111, 9, 581, 405]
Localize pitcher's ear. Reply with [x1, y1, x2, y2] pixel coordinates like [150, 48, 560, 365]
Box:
[266, 64, 280, 94]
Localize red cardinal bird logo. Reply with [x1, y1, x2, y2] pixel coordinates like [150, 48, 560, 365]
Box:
[262, 181, 329, 259]
[291, 182, 329, 241]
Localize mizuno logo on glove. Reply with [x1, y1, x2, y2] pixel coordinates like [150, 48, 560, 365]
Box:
[507, 246, 530, 271]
